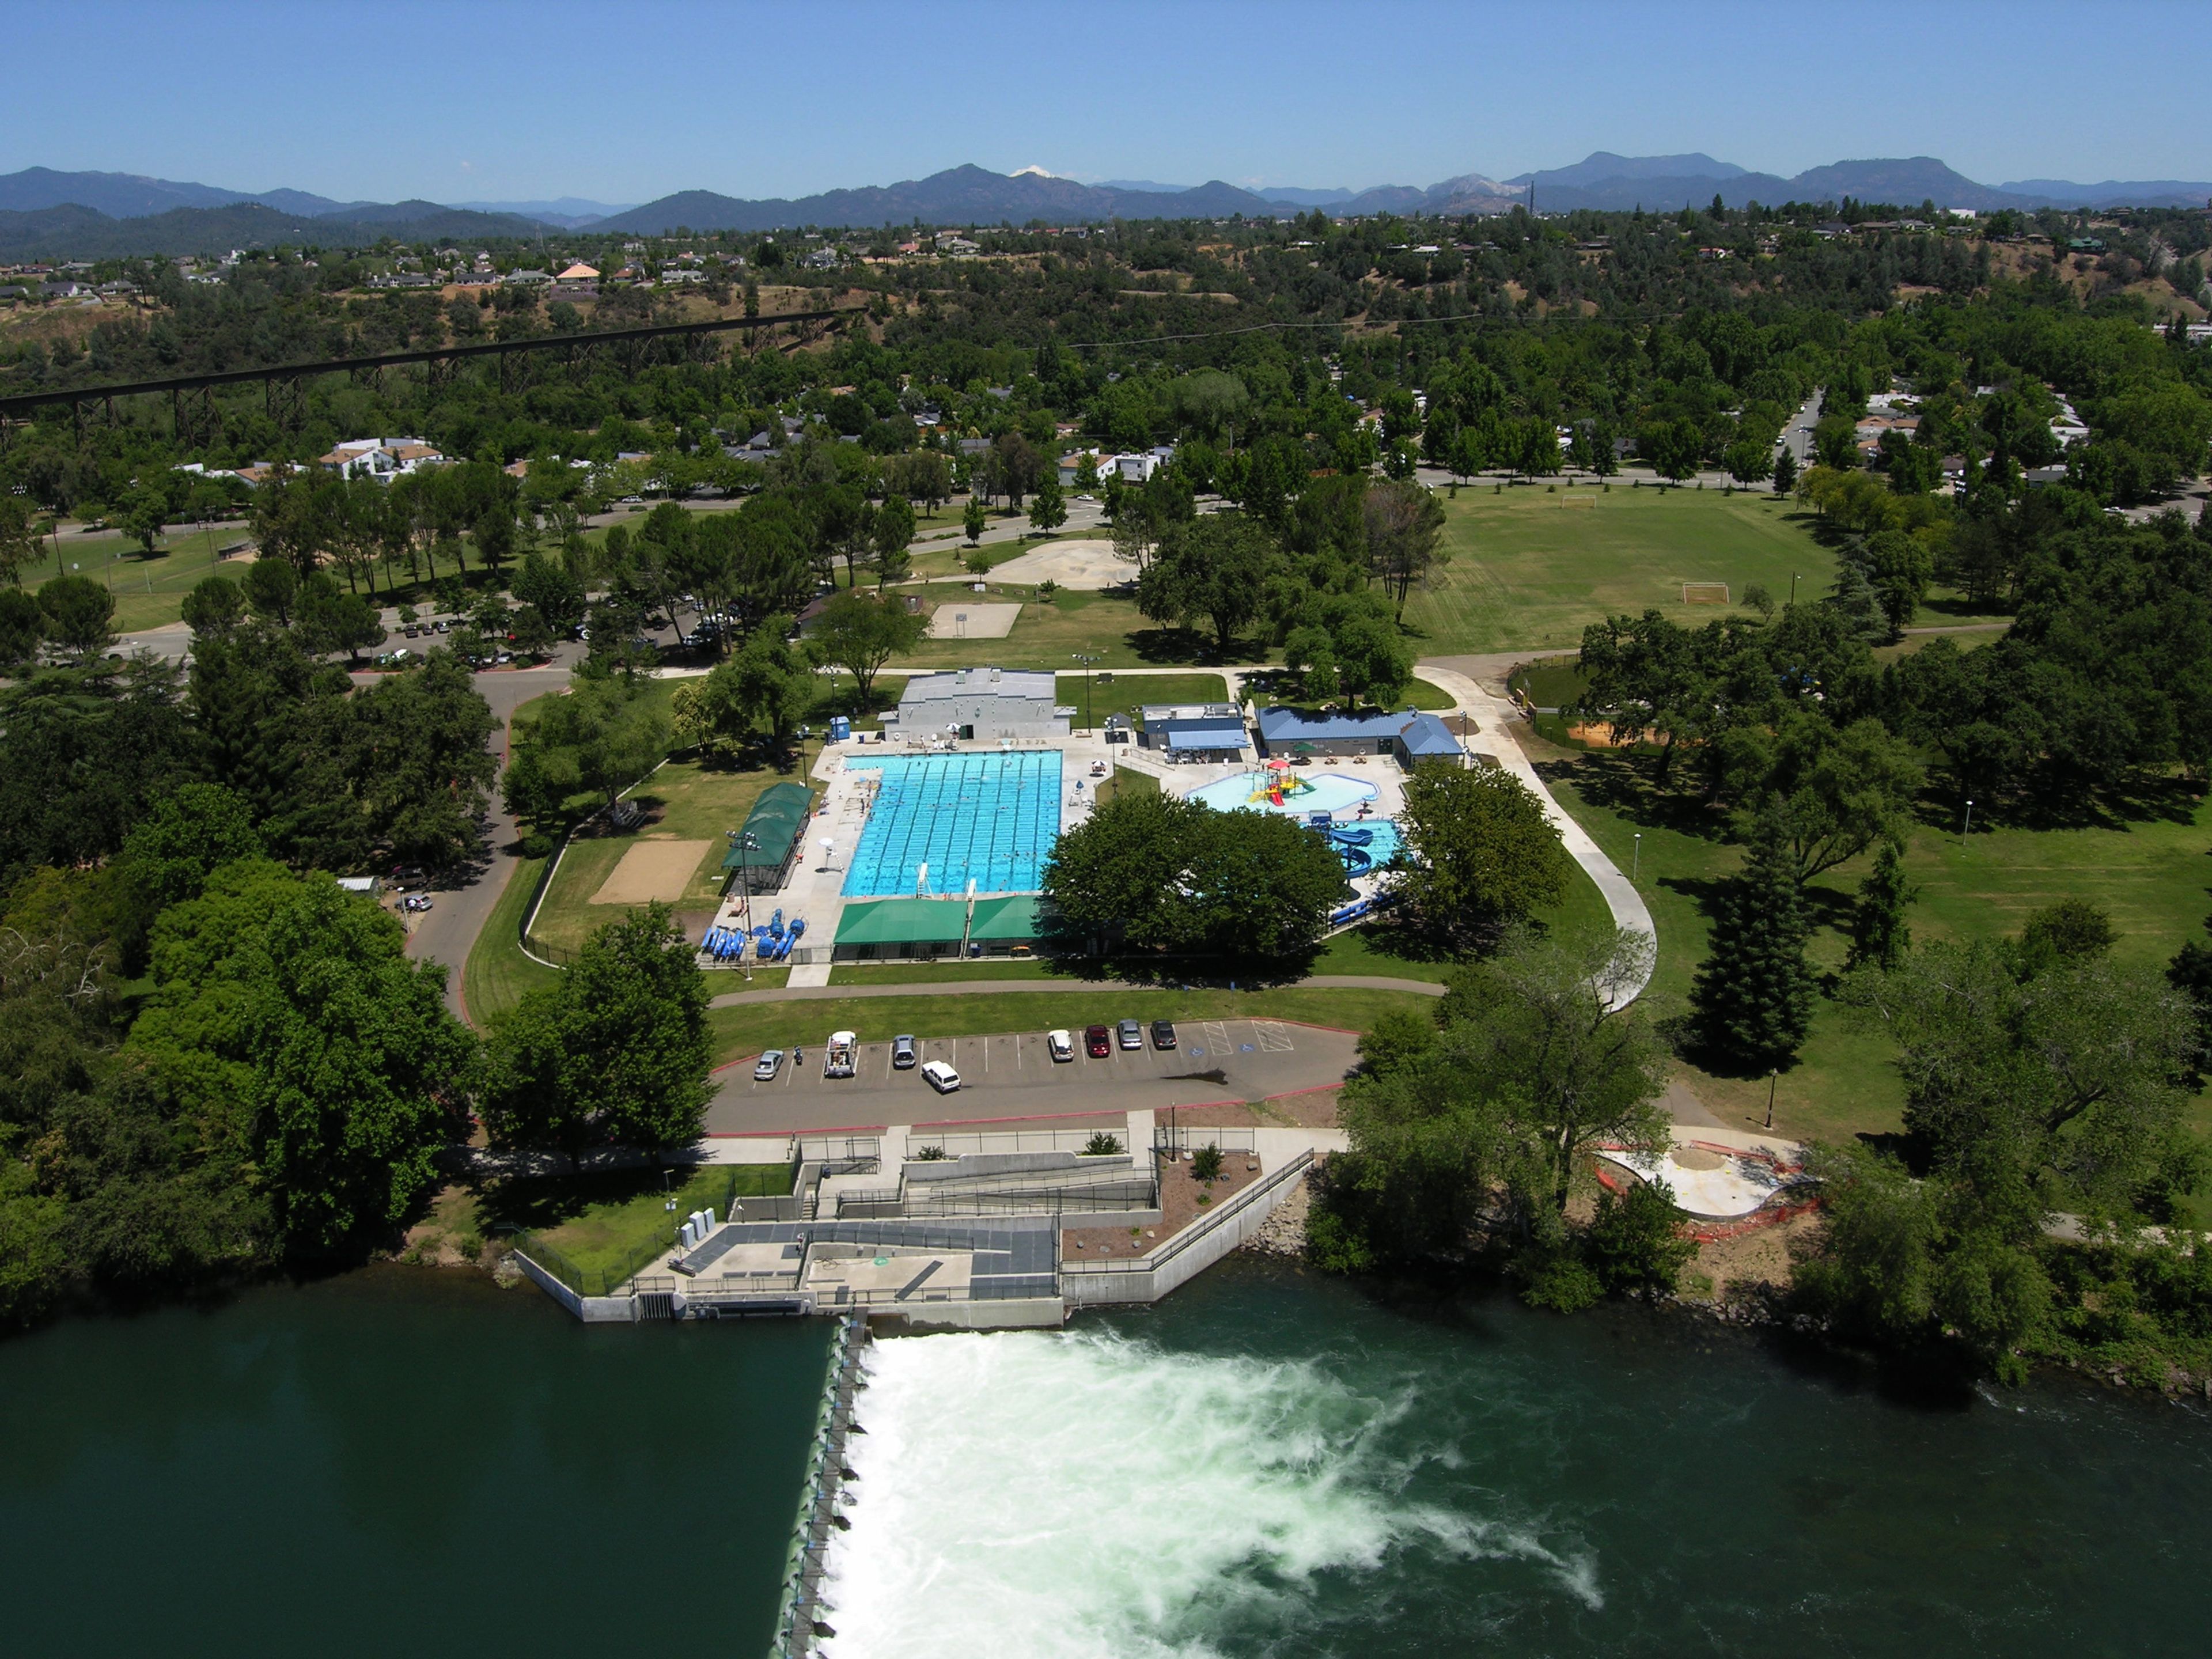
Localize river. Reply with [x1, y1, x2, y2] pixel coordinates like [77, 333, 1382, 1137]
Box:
[5, 1259, 2208, 1657]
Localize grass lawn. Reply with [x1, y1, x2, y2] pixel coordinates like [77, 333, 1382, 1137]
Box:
[1509, 657, 1588, 709]
[1245, 673, 1455, 713]
[527, 756, 797, 956]
[483, 1161, 798, 1293]
[826, 959, 1058, 986]
[1403, 485, 1837, 656]
[31, 535, 237, 634]
[1057, 671, 1229, 724]
[892, 584, 1236, 672]
[461, 851, 563, 1028]
[1533, 741, 2212, 1149]
[709, 986, 1430, 1066]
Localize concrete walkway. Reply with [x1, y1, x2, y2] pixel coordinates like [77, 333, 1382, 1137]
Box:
[706, 972, 1446, 1009]
[1415, 659, 1657, 1007]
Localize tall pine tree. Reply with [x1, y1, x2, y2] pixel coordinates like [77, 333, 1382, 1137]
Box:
[1690, 804, 1816, 1068]
[1845, 842, 1916, 972]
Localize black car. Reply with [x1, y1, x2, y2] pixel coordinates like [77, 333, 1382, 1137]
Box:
[1150, 1019, 1177, 1050]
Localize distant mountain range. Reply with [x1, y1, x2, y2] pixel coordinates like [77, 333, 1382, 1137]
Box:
[0, 153, 2205, 260]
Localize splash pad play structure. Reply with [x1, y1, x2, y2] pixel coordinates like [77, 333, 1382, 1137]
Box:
[1184, 761, 1379, 817]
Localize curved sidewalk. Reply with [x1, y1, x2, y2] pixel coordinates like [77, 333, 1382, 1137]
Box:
[707, 972, 1446, 1009]
[1416, 660, 1657, 1008]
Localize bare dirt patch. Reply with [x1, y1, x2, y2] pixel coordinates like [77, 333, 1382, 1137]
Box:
[924, 601, 1021, 639]
[1061, 1147, 1262, 1263]
[590, 839, 712, 905]
[1681, 1208, 1820, 1300]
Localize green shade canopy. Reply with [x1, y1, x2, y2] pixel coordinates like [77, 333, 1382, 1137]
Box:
[721, 782, 813, 870]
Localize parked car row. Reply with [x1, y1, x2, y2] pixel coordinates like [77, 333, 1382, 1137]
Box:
[751, 1021, 1185, 1094]
[1067, 1021, 1176, 1058]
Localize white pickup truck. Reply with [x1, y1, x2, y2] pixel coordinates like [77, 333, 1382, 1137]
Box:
[824, 1031, 858, 1078]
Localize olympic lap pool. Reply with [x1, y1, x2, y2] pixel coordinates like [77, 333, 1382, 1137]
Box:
[840, 752, 1062, 896]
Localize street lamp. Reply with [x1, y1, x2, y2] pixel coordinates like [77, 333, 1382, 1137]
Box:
[1963, 797, 1975, 837]
[1632, 832, 1642, 881]
[1071, 652, 1099, 734]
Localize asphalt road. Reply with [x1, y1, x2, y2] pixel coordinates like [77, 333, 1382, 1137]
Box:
[704, 1017, 1359, 1135]
[397, 647, 585, 1020]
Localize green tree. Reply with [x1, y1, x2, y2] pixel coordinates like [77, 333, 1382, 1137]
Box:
[35, 573, 115, 662]
[0, 586, 41, 665]
[1391, 762, 1571, 952]
[512, 550, 585, 634]
[123, 493, 167, 558]
[1865, 529, 1934, 635]
[243, 556, 298, 625]
[1363, 479, 1448, 620]
[1771, 446, 1798, 495]
[1135, 512, 1280, 653]
[1027, 475, 1067, 536]
[127, 863, 475, 1255]
[1319, 929, 1668, 1269]
[1722, 438, 1772, 489]
[1844, 842, 1916, 972]
[344, 655, 499, 869]
[962, 495, 987, 544]
[181, 575, 248, 638]
[503, 675, 669, 826]
[1688, 804, 1817, 1069]
[119, 782, 264, 913]
[296, 573, 384, 664]
[1041, 790, 1344, 961]
[479, 903, 712, 1162]
[808, 589, 925, 707]
[729, 613, 817, 747]
[872, 492, 916, 588]
[0, 495, 39, 586]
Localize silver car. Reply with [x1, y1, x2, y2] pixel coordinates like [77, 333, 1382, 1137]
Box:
[753, 1049, 784, 1081]
[1117, 1018, 1142, 1051]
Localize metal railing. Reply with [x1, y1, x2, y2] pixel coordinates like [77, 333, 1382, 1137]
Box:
[843, 1183, 1157, 1219]
[923, 1127, 1130, 1157]
[1063, 1152, 1313, 1276]
[1156, 1125, 1260, 1154]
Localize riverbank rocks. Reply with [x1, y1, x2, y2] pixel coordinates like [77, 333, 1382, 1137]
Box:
[1244, 1177, 1312, 1260]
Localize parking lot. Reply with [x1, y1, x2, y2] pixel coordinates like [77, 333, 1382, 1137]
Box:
[704, 1018, 1358, 1134]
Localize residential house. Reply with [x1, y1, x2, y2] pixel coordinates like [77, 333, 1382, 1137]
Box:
[316, 437, 446, 483]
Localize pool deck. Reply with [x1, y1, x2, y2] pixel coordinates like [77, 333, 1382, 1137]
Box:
[704, 713, 1425, 988]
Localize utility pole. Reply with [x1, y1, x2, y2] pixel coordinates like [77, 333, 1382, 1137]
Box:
[1072, 652, 1099, 734]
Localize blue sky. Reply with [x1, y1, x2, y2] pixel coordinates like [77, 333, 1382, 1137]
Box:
[6, 0, 2206, 204]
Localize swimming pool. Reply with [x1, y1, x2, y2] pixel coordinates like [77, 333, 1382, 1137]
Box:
[1324, 819, 1402, 873]
[840, 752, 1063, 897]
[1183, 770, 1380, 816]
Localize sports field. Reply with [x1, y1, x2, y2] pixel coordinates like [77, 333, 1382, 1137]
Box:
[1401, 484, 1838, 654]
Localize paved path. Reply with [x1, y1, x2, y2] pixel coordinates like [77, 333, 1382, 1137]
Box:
[706, 972, 1445, 1009]
[397, 650, 583, 1022]
[1418, 658, 1657, 1007]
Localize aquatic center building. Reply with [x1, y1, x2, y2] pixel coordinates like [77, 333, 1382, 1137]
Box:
[881, 667, 1070, 741]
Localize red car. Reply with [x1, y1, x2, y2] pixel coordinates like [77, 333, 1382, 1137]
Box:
[1084, 1023, 1112, 1058]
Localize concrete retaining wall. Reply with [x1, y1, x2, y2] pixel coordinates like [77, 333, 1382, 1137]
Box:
[870, 1297, 1067, 1332]
[513, 1249, 641, 1322]
[1062, 1156, 1311, 1308]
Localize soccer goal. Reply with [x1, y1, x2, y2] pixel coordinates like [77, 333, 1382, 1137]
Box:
[1681, 582, 1730, 605]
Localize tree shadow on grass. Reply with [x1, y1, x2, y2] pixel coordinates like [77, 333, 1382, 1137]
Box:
[1539, 750, 1733, 843]
[1906, 771, 2204, 837]
[1127, 626, 1225, 665]
[472, 1165, 672, 1234]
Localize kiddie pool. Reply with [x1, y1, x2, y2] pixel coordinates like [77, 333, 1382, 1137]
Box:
[1184, 770, 1380, 816]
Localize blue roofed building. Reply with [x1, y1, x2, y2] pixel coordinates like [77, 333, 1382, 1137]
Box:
[1138, 702, 1249, 762]
[1254, 705, 1468, 769]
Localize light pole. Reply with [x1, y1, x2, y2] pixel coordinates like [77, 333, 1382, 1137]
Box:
[1764, 1069, 1778, 1130]
[1963, 797, 1974, 837]
[1072, 652, 1099, 734]
[1788, 571, 1800, 607]
[1631, 832, 1642, 881]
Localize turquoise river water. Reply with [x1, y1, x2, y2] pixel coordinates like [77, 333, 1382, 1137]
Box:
[4, 1257, 2209, 1657]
